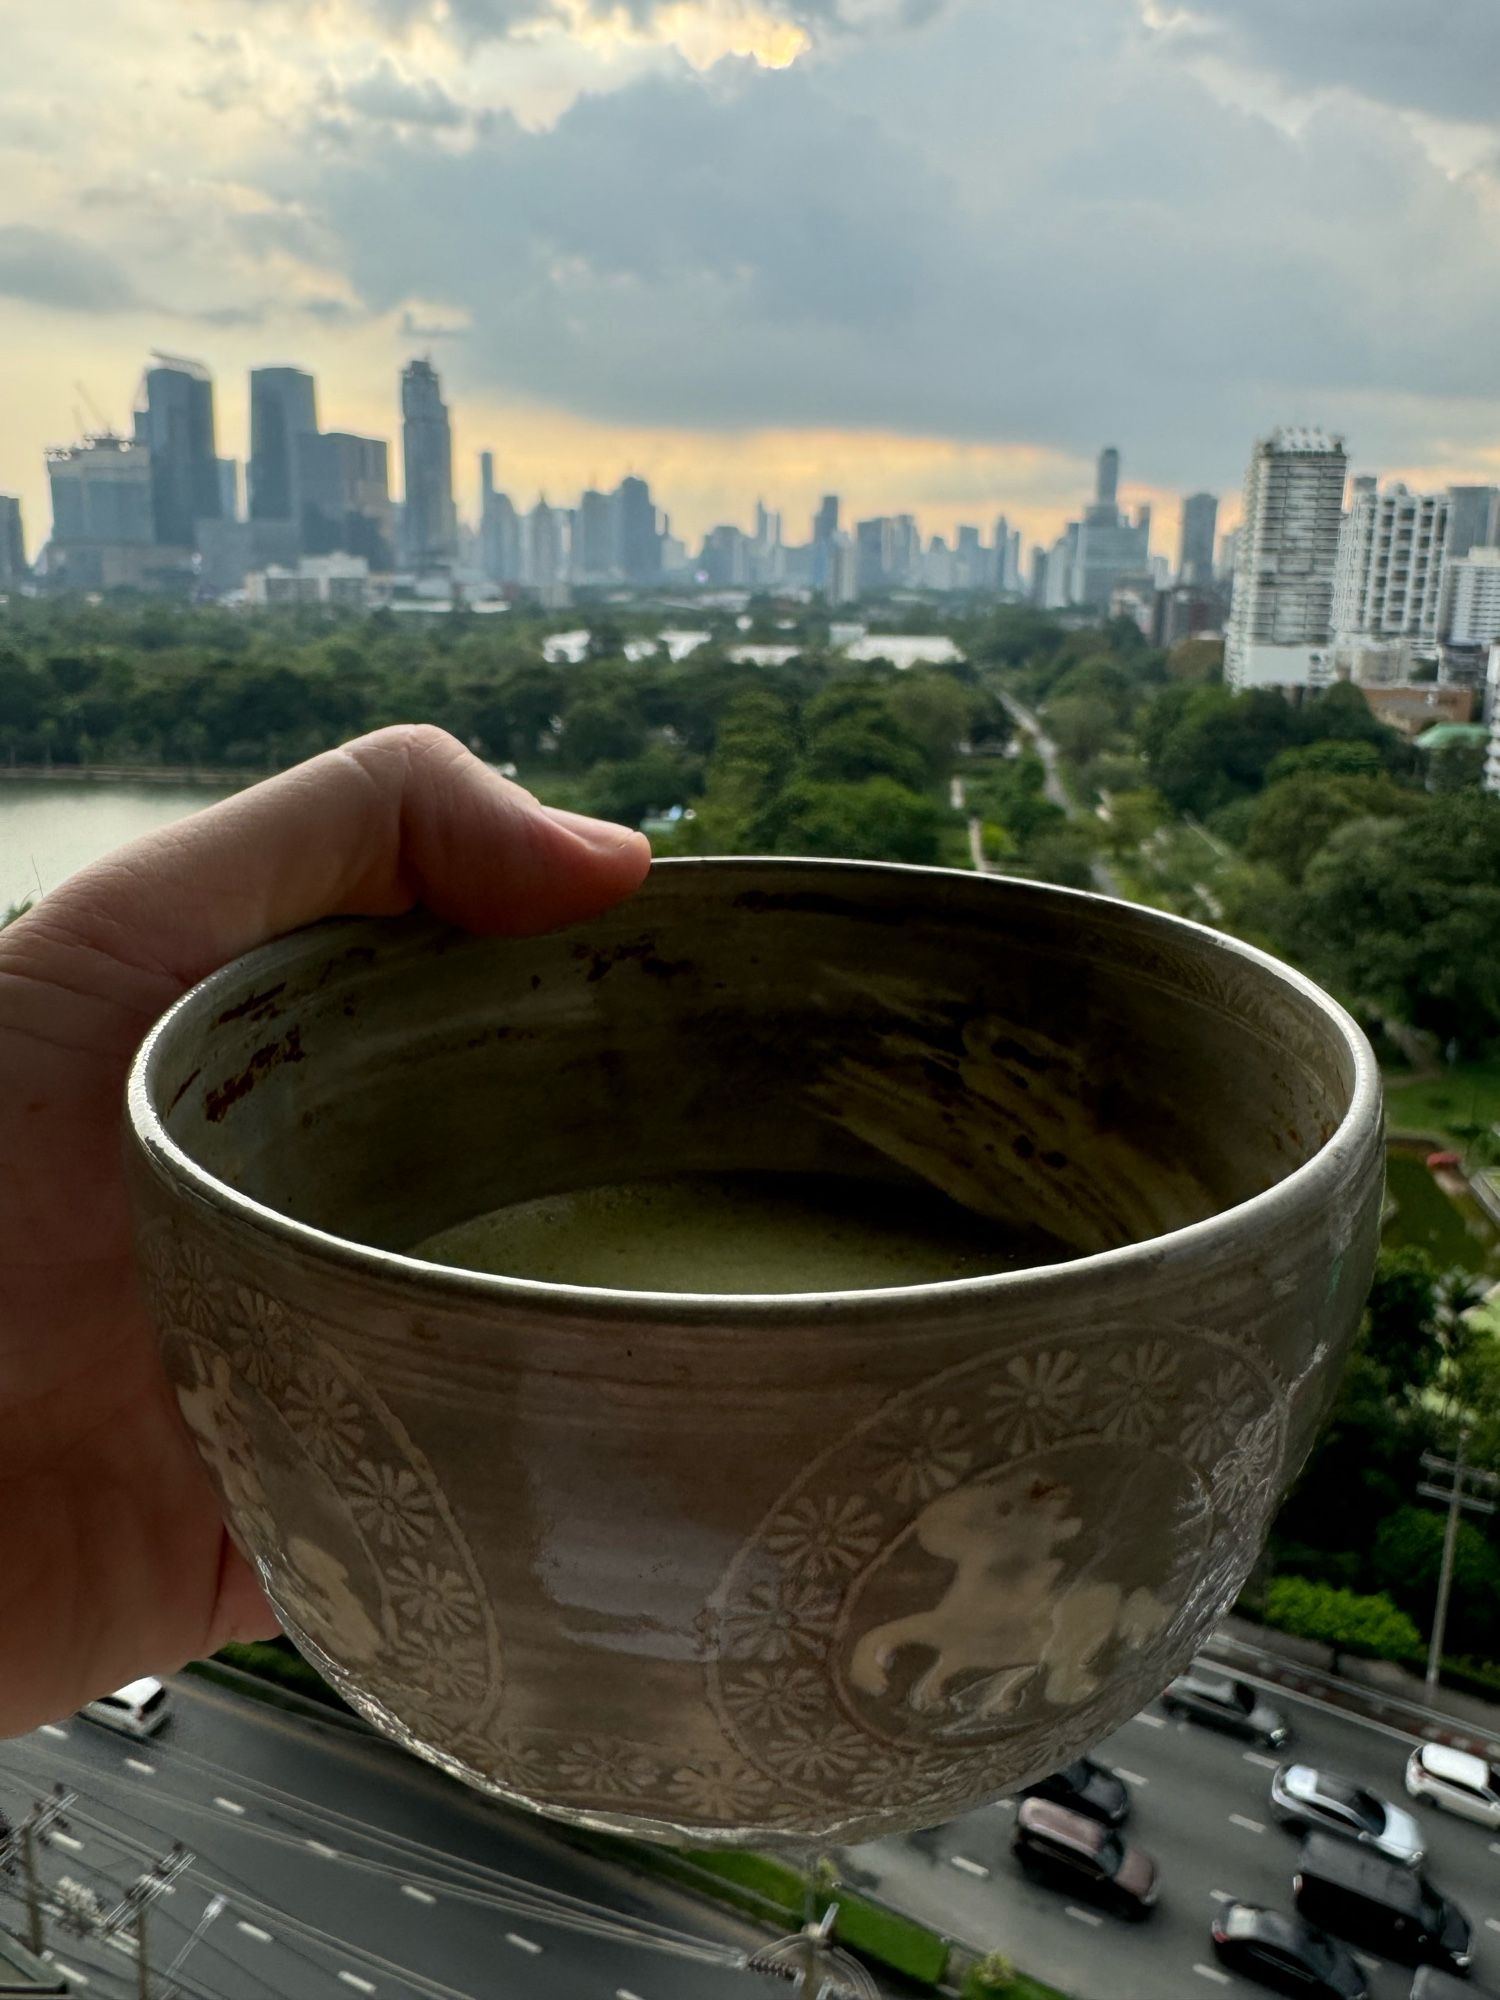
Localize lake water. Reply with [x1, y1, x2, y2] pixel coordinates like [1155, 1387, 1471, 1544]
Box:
[0, 780, 242, 911]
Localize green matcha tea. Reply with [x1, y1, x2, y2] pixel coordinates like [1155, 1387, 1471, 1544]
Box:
[409, 1171, 1068, 1294]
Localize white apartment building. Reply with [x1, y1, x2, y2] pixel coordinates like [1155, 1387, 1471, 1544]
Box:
[1441, 546, 1500, 649]
[1331, 480, 1448, 671]
[1486, 644, 1500, 796]
[1225, 428, 1348, 690]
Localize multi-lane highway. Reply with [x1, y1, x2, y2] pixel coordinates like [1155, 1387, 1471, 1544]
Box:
[0, 1677, 765, 2000]
[844, 1668, 1500, 1999]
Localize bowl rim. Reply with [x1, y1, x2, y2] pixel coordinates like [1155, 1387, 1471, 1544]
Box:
[126, 855, 1382, 1323]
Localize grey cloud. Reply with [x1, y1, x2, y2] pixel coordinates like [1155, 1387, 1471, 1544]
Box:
[337, 57, 467, 128]
[1163, 0, 1500, 127]
[0, 226, 139, 313]
[291, 0, 954, 43]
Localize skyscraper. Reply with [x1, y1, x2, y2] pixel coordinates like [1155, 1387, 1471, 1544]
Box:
[1069, 447, 1150, 608]
[0, 496, 25, 585]
[300, 432, 394, 570]
[855, 517, 894, 597]
[400, 359, 457, 570]
[812, 495, 840, 592]
[249, 367, 318, 545]
[45, 433, 162, 589]
[479, 455, 522, 585]
[217, 458, 241, 523]
[1225, 428, 1348, 690]
[133, 353, 220, 547]
[524, 499, 563, 590]
[1445, 486, 1500, 565]
[1331, 479, 1448, 668]
[614, 475, 660, 585]
[574, 487, 617, 581]
[1178, 493, 1218, 586]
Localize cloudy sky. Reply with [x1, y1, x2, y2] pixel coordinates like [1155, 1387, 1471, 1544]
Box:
[4, 0, 1500, 557]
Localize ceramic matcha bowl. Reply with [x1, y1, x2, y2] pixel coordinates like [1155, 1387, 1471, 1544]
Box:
[125, 858, 1383, 1846]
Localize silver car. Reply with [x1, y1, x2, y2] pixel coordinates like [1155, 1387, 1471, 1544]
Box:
[1271, 1762, 1424, 1866]
[80, 1678, 170, 1740]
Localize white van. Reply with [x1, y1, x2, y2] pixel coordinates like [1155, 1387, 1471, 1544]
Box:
[79, 1678, 170, 1740]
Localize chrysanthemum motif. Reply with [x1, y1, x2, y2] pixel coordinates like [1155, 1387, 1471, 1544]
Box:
[986, 1349, 1085, 1456]
[720, 1577, 838, 1663]
[721, 1665, 825, 1735]
[665, 1760, 771, 1821]
[866, 1407, 975, 1506]
[1093, 1341, 1179, 1444]
[1212, 1410, 1280, 1516]
[390, 1639, 487, 1707]
[1180, 1362, 1260, 1463]
[554, 1740, 659, 1798]
[388, 1556, 480, 1637]
[768, 1722, 869, 1785]
[228, 1285, 294, 1393]
[281, 1358, 366, 1470]
[346, 1459, 436, 1551]
[164, 1239, 224, 1336]
[765, 1495, 883, 1582]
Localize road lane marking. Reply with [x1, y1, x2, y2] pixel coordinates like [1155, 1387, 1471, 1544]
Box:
[1210, 1889, 1234, 1903]
[53, 1965, 88, 1988]
[1132, 1712, 1166, 1729]
[1229, 1814, 1266, 1834]
[237, 1922, 272, 1943]
[51, 1832, 83, 1853]
[401, 1886, 436, 1905]
[305, 1840, 338, 1858]
[1486, 1919, 1500, 1935]
[338, 1976, 376, 1994]
[214, 1796, 246, 1816]
[505, 1934, 543, 1954]
[1353, 1954, 1381, 1974]
[617, 1991, 647, 1999]
[1243, 1752, 1280, 1770]
[40, 1725, 67, 1739]
[1193, 1966, 1230, 1986]
[1064, 1906, 1103, 1927]
[950, 1855, 989, 1878]
[124, 1758, 154, 1776]
[1115, 1768, 1148, 1786]
[1490, 1842, 1500, 1858]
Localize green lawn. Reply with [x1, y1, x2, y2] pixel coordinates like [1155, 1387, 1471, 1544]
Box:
[1383, 1060, 1500, 1148]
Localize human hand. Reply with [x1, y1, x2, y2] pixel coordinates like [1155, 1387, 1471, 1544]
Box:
[0, 726, 650, 1735]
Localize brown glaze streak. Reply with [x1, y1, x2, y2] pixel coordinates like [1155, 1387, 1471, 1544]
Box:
[203, 1026, 306, 1122]
[214, 982, 287, 1026]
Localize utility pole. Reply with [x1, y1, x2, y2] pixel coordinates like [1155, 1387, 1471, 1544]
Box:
[747, 1903, 880, 1998]
[13, 1787, 75, 1956]
[101, 1842, 193, 2000]
[1419, 1443, 1500, 1693]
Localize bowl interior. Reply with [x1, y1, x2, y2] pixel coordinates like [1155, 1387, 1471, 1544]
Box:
[142, 861, 1358, 1285]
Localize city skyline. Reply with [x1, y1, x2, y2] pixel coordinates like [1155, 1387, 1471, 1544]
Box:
[5, 4, 1500, 559]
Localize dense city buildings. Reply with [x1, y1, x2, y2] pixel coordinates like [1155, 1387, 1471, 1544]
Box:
[1225, 428, 1349, 690]
[300, 431, 394, 571]
[1331, 479, 1449, 675]
[133, 353, 221, 550]
[0, 497, 25, 585]
[44, 434, 161, 590]
[400, 359, 457, 570]
[479, 453, 522, 586]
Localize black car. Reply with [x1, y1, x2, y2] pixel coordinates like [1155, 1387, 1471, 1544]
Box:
[1211, 1902, 1368, 2000]
[1012, 1799, 1158, 1920]
[1020, 1758, 1130, 1828]
[1294, 1834, 1472, 1976]
[1161, 1668, 1290, 1747]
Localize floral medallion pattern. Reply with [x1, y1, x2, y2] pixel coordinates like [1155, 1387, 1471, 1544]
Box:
[139, 1219, 503, 1749]
[706, 1318, 1289, 1820]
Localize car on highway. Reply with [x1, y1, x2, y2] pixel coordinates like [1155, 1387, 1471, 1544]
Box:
[1405, 1743, 1500, 1829]
[79, 1678, 169, 1739]
[1294, 1833, 1472, 1976]
[1019, 1758, 1130, 1828]
[1011, 1798, 1158, 1920]
[1209, 1901, 1369, 1999]
[1159, 1668, 1290, 1747]
[1270, 1762, 1424, 1866]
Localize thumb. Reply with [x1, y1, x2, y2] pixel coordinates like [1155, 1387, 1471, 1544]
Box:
[20, 725, 652, 990]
